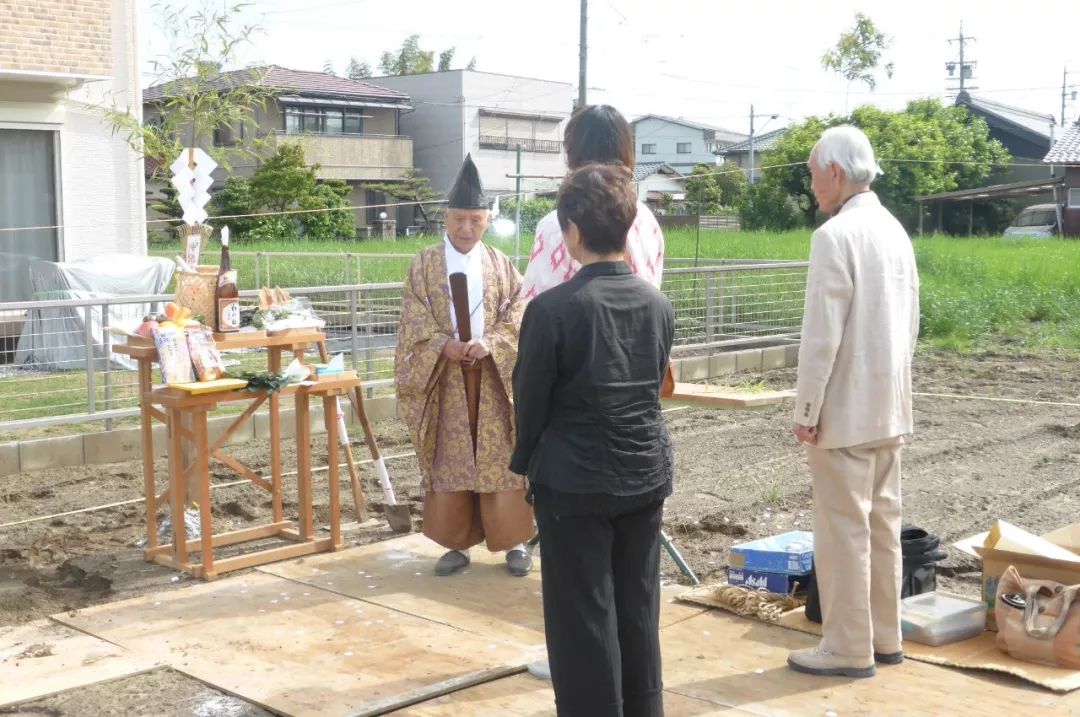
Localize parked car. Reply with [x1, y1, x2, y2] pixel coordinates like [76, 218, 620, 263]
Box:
[1003, 204, 1059, 238]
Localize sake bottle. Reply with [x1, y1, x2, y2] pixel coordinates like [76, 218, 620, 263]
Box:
[216, 227, 240, 333]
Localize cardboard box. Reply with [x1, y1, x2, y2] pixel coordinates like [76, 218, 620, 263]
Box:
[956, 521, 1080, 631]
[727, 567, 810, 595]
[729, 531, 813, 575]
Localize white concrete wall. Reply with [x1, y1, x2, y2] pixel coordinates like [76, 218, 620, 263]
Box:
[637, 173, 686, 203]
[372, 72, 465, 197]
[462, 72, 571, 196]
[375, 71, 573, 200]
[633, 117, 719, 176]
[60, 0, 146, 260]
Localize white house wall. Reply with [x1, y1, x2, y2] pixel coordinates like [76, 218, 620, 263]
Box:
[637, 174, 685, 202]
[462, 72, 571, 197]
[61, 0, 145, 260]
[634, 117, 719, 175]
[372, 72, 465, 197]
[0, 0, 146, 270]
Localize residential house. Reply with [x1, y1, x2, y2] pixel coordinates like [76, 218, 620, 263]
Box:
[0, 0, 146, 302]
[143, 66, 414, 233]
[1043, 123, 1080, 237]
[956, 92, 1060, 184]
[720, 127, 790, 182]
[633, 162, 685, 213]
[631, 115, 746, 175]
[372, 70, 573, 222]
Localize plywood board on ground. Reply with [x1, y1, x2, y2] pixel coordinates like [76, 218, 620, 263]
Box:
[258, 534, 707, 645]
[661, 611, 1080, 716]
[679, 585, 1080, 693]
[0, 620, 158, 708]
[390, 673, 728, 716]
[666, 383, 795, 409]
[52, 572, 539, 717]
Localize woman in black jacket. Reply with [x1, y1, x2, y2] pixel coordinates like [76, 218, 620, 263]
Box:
[511, 163, 675, 717]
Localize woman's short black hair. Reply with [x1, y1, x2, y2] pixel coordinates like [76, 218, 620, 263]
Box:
[563, 105, 635, 170]
[556, 163, 638, 256]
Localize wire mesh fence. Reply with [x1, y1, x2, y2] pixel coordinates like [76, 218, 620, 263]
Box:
[0, 261, 807, 434]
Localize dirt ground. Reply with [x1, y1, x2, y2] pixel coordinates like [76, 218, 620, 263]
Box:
[1, 348, 1079, 714]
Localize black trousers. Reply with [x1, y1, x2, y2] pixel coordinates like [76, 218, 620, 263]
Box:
[534, 491, 665, 717]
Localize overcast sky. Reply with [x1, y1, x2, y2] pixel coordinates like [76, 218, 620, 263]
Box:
[140, 0, 1080, 133]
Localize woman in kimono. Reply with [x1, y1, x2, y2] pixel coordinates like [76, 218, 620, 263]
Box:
[522, 104, 665, 300]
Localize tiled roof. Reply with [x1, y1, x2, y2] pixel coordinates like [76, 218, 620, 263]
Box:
[1044, 123, 1080, 164]
[144, 65, 409, 103]
[721, 127, 789, 154]
[956, 93, 1056, 141]
[633, 162, 681, 181]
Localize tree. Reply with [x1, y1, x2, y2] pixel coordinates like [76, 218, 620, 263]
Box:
[361, 168, 442, 227]
[211, 144, 355, 242]
[821, 13, 894, 92]
[379, 35, 435, 76]
[684, 164, 721, 215]
[499, 197, 557, 234]
[347, 57, 372, 80]
[714, 161, 749, 208]
[759, 99, 1011, 229]
[377, 35, 474, 75]
[438, 48, 455, 72]
[100, 1, 277, 181]
[323, 59, 335, 75]
[738, 182, 803, 232]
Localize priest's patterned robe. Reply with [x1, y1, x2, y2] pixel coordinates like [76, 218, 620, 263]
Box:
[394, 241, 533, 551]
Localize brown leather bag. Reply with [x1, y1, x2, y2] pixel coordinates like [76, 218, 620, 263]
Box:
[995, 565, 1080, 669]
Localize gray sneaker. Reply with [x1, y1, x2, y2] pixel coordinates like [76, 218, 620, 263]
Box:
[506, 549, 532, 577]
[435, 550, 470, 576]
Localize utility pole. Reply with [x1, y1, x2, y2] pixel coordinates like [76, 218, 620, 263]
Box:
[747, 105, 778, 185]
[749, 105, 755, 185]
[577, 0, 588, 109]
[1062, 65, 1077, 127]
[945, 22, 977, 96]
[514, 146, 522, 266]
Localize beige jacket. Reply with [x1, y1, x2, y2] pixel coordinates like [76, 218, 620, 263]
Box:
[794, 192, 920, 450]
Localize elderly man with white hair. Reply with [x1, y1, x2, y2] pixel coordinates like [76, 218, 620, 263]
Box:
[788, 126, 920, 679]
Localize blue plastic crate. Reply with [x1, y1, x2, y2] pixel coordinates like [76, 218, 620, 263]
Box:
[727, 567, 810, 595]
[729, 531, 814, 575]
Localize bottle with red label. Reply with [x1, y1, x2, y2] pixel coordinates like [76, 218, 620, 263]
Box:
[216, 227, 240, 333]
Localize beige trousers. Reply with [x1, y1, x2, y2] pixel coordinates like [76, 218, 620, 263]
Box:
[807, 437, 903, 661]
[422, 488, 535, 552]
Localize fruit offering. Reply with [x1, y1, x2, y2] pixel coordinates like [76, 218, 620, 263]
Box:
[165, 302, 197, 328]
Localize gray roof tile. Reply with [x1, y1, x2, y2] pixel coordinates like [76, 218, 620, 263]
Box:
[1044, 124, 1080, 164]
[144, 65, 409, 103]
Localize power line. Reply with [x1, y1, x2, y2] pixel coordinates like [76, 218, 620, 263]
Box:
[1, 157, 1045, 236]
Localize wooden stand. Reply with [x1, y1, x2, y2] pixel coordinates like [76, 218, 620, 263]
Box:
[114, 330, 361, 580]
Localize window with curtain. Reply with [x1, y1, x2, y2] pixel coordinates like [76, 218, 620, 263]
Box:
[0, 128, 60, 302]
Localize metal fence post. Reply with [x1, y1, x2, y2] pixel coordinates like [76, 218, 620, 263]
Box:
[84, 303, 96, 417]
[254, 252, 263, 289]
[344, 254, 353, 287]
[705, 271, 715, 346]
[364, 288, 375, 399]
[349, 288, 359, 372]
[101, 302, 113, 430]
